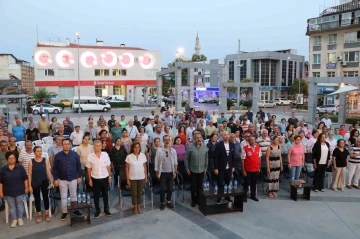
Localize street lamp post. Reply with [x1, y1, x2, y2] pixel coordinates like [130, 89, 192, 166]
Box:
[75, 32, 80, 115]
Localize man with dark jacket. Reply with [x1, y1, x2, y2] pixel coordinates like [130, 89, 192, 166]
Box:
[214, 131, 235, 204]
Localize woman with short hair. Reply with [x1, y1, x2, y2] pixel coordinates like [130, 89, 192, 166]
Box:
[125, 142, 147, 215]
[312, 133, 331, 192]
[288, 135, 305, 182]
[332, 139, 348, 191]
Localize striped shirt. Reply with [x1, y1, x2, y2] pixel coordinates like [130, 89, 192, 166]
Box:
[18, 151, 35, 175]
[255, 137, 271, 154]
[349, 146, 360, 164]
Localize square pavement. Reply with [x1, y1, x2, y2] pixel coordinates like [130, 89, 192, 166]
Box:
[3, 184, 360, 239]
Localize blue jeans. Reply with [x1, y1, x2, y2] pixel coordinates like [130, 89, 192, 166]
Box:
[5, 195, 25, 221]
[290, 165, 302, 182]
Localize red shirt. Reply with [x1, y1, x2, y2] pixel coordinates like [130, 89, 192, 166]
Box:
[178, 133, 186, 145]
[243, 144, 261, 172]
[339, 129, 347, 137]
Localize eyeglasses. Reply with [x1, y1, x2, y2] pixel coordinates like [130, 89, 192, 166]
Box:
[166, 151, 169, 157]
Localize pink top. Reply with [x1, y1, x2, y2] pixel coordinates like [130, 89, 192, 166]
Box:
[289, 143, 304, 167]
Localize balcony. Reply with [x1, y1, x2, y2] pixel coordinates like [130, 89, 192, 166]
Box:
[343, 62, 359, 68]
[344, 41, 360, 48]
[327, 44, 337, 50]
[312, 64, 321, 69]
[320, 1, 360, 17]
[313, 45, 322, 51]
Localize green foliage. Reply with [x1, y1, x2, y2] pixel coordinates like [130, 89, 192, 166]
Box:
[289, 79, 308, 95]
[162, 75, 175, 97]
[182, 101, 187, 107]
[108, 102, 131, 108]
[227, 99, 235, 110]
[297, 105, 308, 110]
[240, 78, 253, 95]
[227, 80, 237, 94]
[51, 103, 65, 108]
[32, 88, 52, 100]
[320, 115, 360, 124]
[191, 54, 207, 62]
[241, 100, 253, 109]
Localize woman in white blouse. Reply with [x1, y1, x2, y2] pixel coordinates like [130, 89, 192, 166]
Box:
[186, 121, 195, 142]
[139, 127, 149, 154]
[125, 142, 147, 215]
[326, 131, 337, 156]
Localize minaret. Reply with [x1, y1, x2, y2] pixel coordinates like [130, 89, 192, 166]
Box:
[194, 31, 201, 55]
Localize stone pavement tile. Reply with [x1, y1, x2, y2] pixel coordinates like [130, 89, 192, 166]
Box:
[206, 199, 360, 239]
[48, 209, 218, 239]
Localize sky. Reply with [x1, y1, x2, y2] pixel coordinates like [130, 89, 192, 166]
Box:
[0, 0, 340, 66]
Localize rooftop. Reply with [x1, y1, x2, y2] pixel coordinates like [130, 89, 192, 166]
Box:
[36, 42, 146, 51]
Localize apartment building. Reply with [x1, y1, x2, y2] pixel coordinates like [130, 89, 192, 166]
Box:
[0, 54, 34, 94]
[307, 0, 360, 105]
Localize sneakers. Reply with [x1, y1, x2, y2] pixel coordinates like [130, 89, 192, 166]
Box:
[160, 204, 165, 211]
[166, 202, 175, 209]
[346, 185, 352, 189]
[94, 211, 100, 219]
[314, 189, 319, 192]
[216, 199, 221, 204]
[60, 213, 68, 221]
[353, 185, 360, 189]
[320, 189, 325, 192]
[104, 210, 112, 217]
[225, 197, 233, 203]
[73, 210, 83, 217]
[18, 218, 24, 226]
[10, 220, 17, 228]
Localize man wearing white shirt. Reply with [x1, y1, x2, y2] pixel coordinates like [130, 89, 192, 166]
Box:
[145, 119, 155, 135]
[86, 140, 112, 218]
[70, 126, 84, 146]
[211, 111, 219, 127]
[126, 120, 139, 141]
[321, 114, 332, 129]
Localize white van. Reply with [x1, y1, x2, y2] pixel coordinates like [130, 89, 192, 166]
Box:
[104, 95, 125, 102]
[72, 96, 111, 113]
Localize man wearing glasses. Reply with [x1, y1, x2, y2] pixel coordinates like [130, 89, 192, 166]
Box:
[154, 135, 178, 211]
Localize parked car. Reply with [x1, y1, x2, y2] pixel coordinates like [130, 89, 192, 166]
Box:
[203, 97, 218, 103]
[60, 99, 72, 107]
[108, 98, 124, 103]
[316, 104, 339, 115]
[31, 104, 63, 114]
[257, 100, 276, 108]
[274, 98, 292, 105]
[198, 98, 205, 103]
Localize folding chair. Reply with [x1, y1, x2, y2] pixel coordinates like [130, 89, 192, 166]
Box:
[15, 141, 25, 150]
[41, 137, 53, 145]
[41, 144, 52, 154]
[5, 197, 29, 223]
[33, 140, 42, 148]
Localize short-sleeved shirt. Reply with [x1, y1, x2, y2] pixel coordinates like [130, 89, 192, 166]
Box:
[125, 153, 147, 180]
[25, 128, 40, 141]
[0, 164, 28, 197]
[288, 144, 304, 167]
[12, 125, 26, 141]
[332, 148, 349, 168]
[18, 151, 35, 175]
[49, 145, 63, 159]
[86, 152, 111, 179]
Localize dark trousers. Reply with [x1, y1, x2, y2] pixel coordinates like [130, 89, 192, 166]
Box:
[114, 166, 120, 187]
[313, 164, 326, 190]
[92, 177, 109, 212]
[33, 180, 49, 212]
[190, 171, 204, 203]
[243, 171, 258, 197]
[160, 172, 174, 203]
[40, 133, 49, 139]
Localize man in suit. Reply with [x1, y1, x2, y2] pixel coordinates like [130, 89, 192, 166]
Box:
[214, 131, 235, 204]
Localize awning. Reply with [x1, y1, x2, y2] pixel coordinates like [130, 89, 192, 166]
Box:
[327, 85, 359, 95]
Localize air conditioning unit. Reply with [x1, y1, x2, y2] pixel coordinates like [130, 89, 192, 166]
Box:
[342, 61, 347, 66]
[337, 56, 343, 61]
[13, 83, 18, 87]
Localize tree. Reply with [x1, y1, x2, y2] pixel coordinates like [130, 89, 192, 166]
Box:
[240, 78, 253, 95]
[33, 88, 51, 102]
[191, 54, 207, 62]
[162, 75, 175, 97]
[227, 80, 237, 94]
[289, 79, 308, 95]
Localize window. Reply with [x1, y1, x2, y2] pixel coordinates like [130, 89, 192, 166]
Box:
[344, 51, 359, 62]
[95, 69, 109, 76]
[341, 12, 352, 26]
[299, 62, 303, 79]
[113, 85, 126, 95]
[205, 77, 210, 83]
[329, 34, 337, 44]
[294, 61, 297, 79]
[228, 61, 234, 80]
[343, 71, 359, 77]
[198, 72, 201, 75]
[314, 36, 321, 46]
[58, 69, 75, 77]
[194, 68, 198, 72]
[145, 69, 157, 77]
[313, 54, 321, 64]
[321, 15, 339, 29]
[327, 72, 335, 77]
[270, 60, 276, 86]
[328, 53, 337, 63]
[309, 18, 322, 31]
[355, 10, 360, 24]
[59, 86, 74, 99]
[95, 85, 105, 97]
[281, 60, 287, 86]
[313, 72, 320, 77]
[37, 69, 55, 77]
[253, 60, 260, 83]
[121, 70, 127, 76]
[260, 60, 270, 86]
[345, 31, 360, 43]
[288, 61, 293, 86]
[240, 60, 247, 80]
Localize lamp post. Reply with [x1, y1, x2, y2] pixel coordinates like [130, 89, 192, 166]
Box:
[75, 32, 80, 114]
[176, 48, 184, 59]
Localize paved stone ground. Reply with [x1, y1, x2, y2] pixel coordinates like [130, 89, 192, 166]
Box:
[3, 184, 360, 239]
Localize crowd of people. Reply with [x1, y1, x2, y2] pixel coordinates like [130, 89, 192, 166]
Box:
[0, 107, 359, 228]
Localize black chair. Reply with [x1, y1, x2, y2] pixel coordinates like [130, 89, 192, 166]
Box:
[49, 187, 61, 216]
[117, 165, 145, 210]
